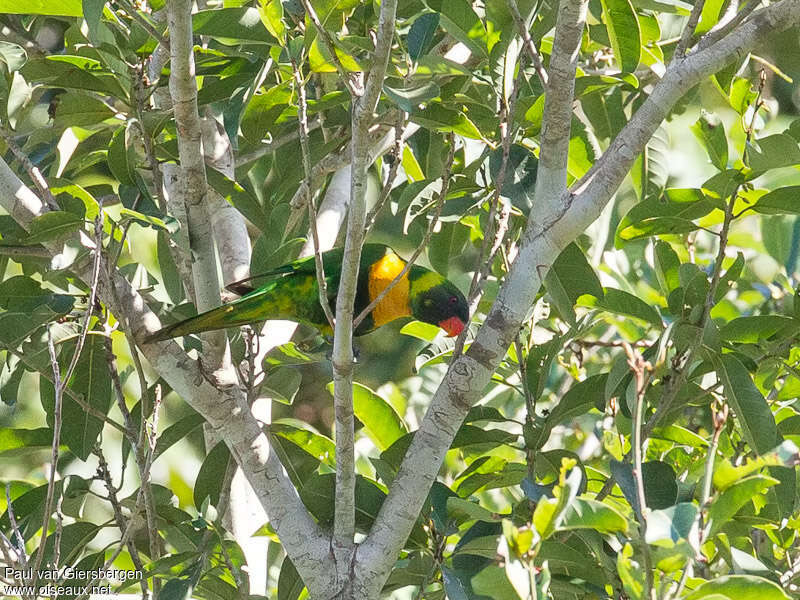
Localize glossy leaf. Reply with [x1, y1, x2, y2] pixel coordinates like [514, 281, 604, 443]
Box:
[600, 0, 641, 72]
[691, 112, 728, 170]
[544, 243, 604, 324]
[714, 354, 778, 455]
[683, 575, 791, 600]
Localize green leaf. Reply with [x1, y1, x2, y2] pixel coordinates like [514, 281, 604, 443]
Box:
[752, 186, 800, 215]
[631, 127, 669, 200]
[536, 374, 607, 448]
[42, 334, 113, 461]
[761, 215, 797, 268]
[695, 0, 726, 34]
[23, 211, 83, 245]
[719, 315, 798, 343]
[240, 82, 292, 142]
[411, 103, 483, 139]
[446, 497, 501, 524]
[0, 42, 27, 71]
[0, 481, 63, 540]
[746, 133, 800, 171]
[425, 0, 488, 57]
[52, 91, 115, 127]
[0, 428, 52, 456]
[271, 421, 335, 466]
[40, 521, 98, 568]
[544, 243, 604, 324]
[299, 473, 386, 532]
[644, 502, 698, 543]
[82, 0, 106, 47]
[108, 122, 137, 186]
[383, 80, 441, 113]
[351, 382, 408, 451]
[654, 240, 681, 295]
[616, 189, 715, 245]
[533, 465, 582, 539]
[408, 13, 440, 60]
[428, 222, 470, 277]
[713, 354, 778, 455]
[610, 460, 678, 511]
[263, 368, 301, 404]
[400, 320, 442, 342]
[308, 36, 361, 73]
[154, 412, 205, 460]
[600, 0, 641, 72]
[193, 440, 230, 509]
[712, 440, 798, 490]
[441, 565, 473, 600]
[206, 167, 267, 231]
[308, 0, 359, 30]
[158, 579, 194, 600]
[707, 474, 779, 537]
[119, 208, 179, 233]
[691, 112, 728, 170]
[583, 288, 663, 328]
[0, 0, 83, 15]
[277, 557, 305, 600]
[157, 230, 185, 304]
[0, 276, 73, 313]
[683, 575, 791, 600]
[715, 252, 744, 302]
[561, 497, 628, 533]
[258, 0, 286, 43]
[471, 565, 524, 600]
[192, 8, 275, 43]
[270, 434, 321, 487]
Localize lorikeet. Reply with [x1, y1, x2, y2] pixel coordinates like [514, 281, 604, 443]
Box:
[146, 244, 469, 342]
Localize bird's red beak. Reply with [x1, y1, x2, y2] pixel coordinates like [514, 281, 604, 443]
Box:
[439, 316, 465, 337]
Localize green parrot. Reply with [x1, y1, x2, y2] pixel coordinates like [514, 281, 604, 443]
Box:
[146, 244, 469, 342]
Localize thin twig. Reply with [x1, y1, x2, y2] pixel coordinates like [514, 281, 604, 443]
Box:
[623, 342, 655, 600]
[29, 326, 65, 595]
[234, 123, 318, 167]
[674, 0, 708, 58]
[696, 0, 762, 52]
[364, 115, 408, 233]
[114, 0, 169, 48]
[61, 201, 105, 388]
[291, 55, 336, 330]
[52, 495, 63, 594]
[5, 483, 27, 568]
[73, 441, 155, 600]
[455, 60, 524, 357]
[298, 0, 360, 97]
[0, 245, 51, 258]
[0, 129, 58, 210]
[508, 0, 548, 86]
[93, 447, 149, 596]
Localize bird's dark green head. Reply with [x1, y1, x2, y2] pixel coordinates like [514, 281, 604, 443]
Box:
[408, 266, 469, 337]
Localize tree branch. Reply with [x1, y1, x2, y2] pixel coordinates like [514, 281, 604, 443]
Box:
[536, 0, 588, 203]
[0, 157, 337, 598]
[674, 0, 707, 58]
[200, 114, 252, 285]
[329, 0, 398, 583]
[167, 0, 225, 362]
[354, 0, 800, 593]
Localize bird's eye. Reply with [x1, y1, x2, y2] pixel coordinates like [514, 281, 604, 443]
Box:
[449, 296, 458, 304]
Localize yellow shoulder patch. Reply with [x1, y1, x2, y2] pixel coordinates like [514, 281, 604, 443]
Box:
[368, 252, 412, 327]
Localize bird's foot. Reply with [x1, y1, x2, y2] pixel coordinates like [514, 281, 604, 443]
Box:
[321, 341, 360, 363]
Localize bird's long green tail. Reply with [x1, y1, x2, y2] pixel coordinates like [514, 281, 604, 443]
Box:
[146, 284, 285, 343]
